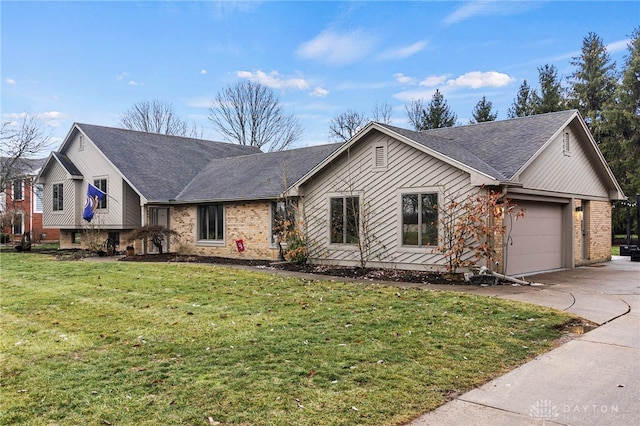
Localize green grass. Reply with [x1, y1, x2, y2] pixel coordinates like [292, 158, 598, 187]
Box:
[0, 252, 575, 425]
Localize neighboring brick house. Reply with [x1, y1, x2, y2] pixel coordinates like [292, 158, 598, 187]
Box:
[37, 111, 624, 276]
[1, 157, 60, 243]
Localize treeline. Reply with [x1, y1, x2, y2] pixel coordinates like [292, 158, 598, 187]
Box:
[390, 29, 639, 235]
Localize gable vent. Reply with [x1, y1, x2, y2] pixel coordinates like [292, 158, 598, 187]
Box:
[375, 145, 385, 167]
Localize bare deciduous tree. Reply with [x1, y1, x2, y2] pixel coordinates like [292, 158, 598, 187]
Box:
[208, 81, 303, 152]
[371, 101, 393, 125]
[328, 109, 368, 142]
[405, 98, 426, 131]
[119, 99, 201, 137]
[0, 114, 52, 191]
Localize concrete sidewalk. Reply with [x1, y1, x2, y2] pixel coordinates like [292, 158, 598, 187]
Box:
[408, 257, 640, 425]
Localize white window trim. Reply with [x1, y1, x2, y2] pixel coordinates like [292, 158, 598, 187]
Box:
[397, 187, 441, 252]
[12, 212, 24, 234]
[93, 177, 108, 212]
[12, 180, 25, 201]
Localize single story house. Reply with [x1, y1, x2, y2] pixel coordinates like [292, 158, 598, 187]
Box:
[37, 110, 624, 276]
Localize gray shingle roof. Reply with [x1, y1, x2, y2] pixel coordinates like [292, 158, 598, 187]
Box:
[52, 152, 82, 177]
[378, 124, 509, 180]
[76, 124, 261, 201]
[177, 143, 342, 202]
[397, 110, 577, 180]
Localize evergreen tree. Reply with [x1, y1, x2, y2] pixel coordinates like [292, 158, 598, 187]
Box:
[567, 32, 618, 138]
[600, 27, 640, 235]
[423, 89, 457, 129]
[507, 79, 537, 118]
[533, 64, 565, 114]
[470, 96, 498, 123]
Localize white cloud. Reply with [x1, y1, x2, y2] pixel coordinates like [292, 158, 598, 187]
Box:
[394, 73, 415, 85]
[200, 69, 207, 75]
[392, 88, 439, 102]
[3, 111, 70, 129]
[443, 0, 541, 26]
[446, 71, 514, 89]
[5, 78, 16, 85]
[394, 73, 416, 85]
[236, 70, 309, 90]
[310, 87, 329, 97]
[41, 111, 70, 120]
[607, 38, 630, 53]
[378, 41, 427, 61]
[420, 75, 448, 87]
[297, 29, 377, 66]
[128, 80, 139, 86]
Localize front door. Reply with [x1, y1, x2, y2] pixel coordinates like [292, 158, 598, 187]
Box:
[149, 207, 169, 253]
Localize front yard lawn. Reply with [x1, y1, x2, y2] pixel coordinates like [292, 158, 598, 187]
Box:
[0, 252, 575, 425]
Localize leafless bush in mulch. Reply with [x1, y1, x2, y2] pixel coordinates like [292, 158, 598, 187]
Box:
[120, 253, 467, 285]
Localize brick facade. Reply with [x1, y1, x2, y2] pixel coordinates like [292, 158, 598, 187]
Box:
[2, 176, 60, 243]
[170, 201, 280, 261]
[574, 199, 611, 266]
[58, 229, 138, 252]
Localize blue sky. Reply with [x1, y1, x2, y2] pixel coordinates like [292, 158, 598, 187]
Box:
[2, 1, 638, 150]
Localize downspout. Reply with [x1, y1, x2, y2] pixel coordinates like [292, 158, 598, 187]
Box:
[29, 178, 33, 239]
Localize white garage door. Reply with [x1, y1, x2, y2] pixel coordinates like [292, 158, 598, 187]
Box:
[505, 202, 563, 276]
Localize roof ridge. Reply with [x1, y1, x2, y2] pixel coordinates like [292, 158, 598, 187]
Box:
[75, 122, 239, 146]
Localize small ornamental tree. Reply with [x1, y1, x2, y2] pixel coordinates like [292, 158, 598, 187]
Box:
[128, 225, 178, 254]
[436, 187, 525, 274]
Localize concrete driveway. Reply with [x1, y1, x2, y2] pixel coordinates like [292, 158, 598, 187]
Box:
[408, 257, 640, 425]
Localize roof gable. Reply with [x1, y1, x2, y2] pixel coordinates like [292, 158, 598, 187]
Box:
[416, 110, 578, 180]
[293, 110, 623, 200]
[71, 124, 261, 201]
[37, 152, 83, 181]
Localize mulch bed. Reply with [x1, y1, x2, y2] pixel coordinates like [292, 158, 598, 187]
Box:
[119, 253, 468, 285]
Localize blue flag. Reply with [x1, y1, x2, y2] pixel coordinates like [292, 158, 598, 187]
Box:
[83, 183, 106, 222]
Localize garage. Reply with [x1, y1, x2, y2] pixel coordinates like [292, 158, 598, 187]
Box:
[505, 201, 564, 276]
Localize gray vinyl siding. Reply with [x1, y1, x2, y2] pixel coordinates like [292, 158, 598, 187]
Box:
[123, 181, 142, 227]
[41, 161, 77, 228]
[516, 124, 609, 199]
[302, 130, 475, 270]
[61, 131, 130, 227]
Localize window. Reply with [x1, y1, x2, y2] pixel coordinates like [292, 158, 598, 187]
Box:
[12, 213, 23, 235]
[271, 200, 296, 245]
[330, 196, 359, 244]
[93, 179, 107, 209]
[53, 183, 64, 211]
[12, 180, 24, 201]
[563, 132, 571, 156]
[198, 204, 224, 241]
[402, 193, 438, 246]
[33, 184, 43, 213]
